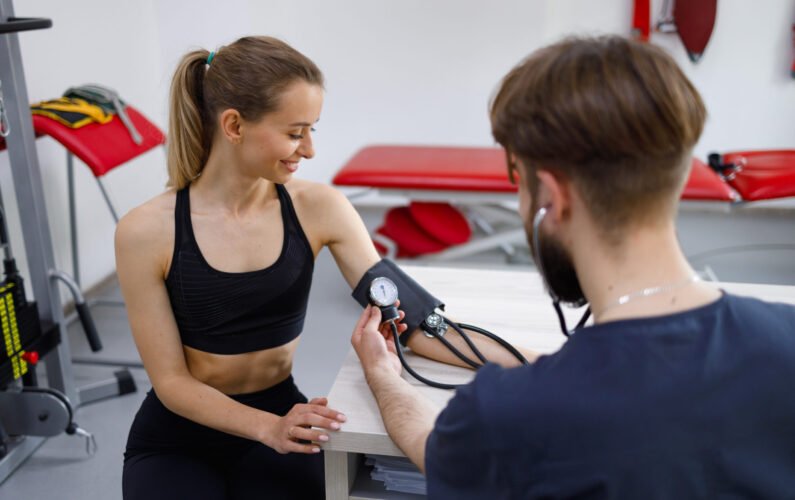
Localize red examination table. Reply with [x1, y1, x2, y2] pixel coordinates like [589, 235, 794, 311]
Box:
[710, 150, 795, 202]
[334, 145, 792, 260]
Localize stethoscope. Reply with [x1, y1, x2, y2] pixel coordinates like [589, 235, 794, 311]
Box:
[369, 207, 591, 389]
[365, 207, 592, 389]
[368, 276, 530, 390]
[531, 207, 591, 338]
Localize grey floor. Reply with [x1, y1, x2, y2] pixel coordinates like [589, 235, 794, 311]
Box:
[1, 204, 794, 499]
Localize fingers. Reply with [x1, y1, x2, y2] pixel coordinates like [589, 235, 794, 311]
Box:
[278, 432, 323, 455]
[355, 306, 403, 339]
[285, 398, 347, 430]
[364, 306, 382, 331]
[352, 305, 385, 345]
[298, 412, 344, 432]
[379, 321, 407, 338]
[274, 401, 348, 455]
[352, 306, 372, 344]
[354, 305, 372, 332]
[288, 424, 330, 445]
[296, 402, 347, 424]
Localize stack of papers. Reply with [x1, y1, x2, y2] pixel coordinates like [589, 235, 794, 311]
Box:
[365, 454, 427, 496]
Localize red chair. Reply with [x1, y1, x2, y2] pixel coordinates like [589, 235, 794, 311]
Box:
[0, 105, 166, 286]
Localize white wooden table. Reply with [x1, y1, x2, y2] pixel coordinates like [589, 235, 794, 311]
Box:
[323, 265, 795, 499]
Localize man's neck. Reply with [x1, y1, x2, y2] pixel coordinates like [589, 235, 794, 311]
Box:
[572, 221, 720, 323]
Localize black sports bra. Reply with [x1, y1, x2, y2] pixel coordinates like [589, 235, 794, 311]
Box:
[165, 184, 314, 354]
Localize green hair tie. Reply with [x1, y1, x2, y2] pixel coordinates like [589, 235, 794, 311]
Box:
[207, 51, 215, 65]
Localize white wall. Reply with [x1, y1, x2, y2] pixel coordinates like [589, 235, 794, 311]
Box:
[1, 0, 793, 294]
[1, 0, 165, 296]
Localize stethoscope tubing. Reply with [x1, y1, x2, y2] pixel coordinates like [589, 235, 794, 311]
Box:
[388, 315, 530, 390]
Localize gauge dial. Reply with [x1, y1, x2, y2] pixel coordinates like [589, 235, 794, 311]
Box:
[369, 277, 399, 307]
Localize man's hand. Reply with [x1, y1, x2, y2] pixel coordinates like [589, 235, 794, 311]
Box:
[351, 304, 436, 473]
[351, 304, 406, 378]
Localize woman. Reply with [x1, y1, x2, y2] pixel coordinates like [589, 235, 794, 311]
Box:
[117, 36, 386, 499]
[118, 35, 526, 500]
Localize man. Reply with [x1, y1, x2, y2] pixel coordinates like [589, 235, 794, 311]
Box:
[350, 35, 795, 498]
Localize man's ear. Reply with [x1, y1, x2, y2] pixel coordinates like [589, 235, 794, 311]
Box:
[219, 108, 243, 144]
[535, 170, 571, 224]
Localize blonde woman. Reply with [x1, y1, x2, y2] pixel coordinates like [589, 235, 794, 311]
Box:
[117, 37, 367, 499]
[118, 35, 529, 499]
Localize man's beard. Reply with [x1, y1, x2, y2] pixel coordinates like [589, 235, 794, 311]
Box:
[526, 204, 587, 306]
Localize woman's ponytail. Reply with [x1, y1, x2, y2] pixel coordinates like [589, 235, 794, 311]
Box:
[166, 50, 210, 189]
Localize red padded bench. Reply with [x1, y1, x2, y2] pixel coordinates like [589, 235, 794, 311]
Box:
[333, 145, 739, 260]
[333, 145, 737, 202]
[713, 150, 795, 202]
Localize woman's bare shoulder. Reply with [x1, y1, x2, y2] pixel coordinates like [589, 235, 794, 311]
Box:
[284, 178, 347, 212]
[115, 189, 177, 264]
[283, 178, 369, 251]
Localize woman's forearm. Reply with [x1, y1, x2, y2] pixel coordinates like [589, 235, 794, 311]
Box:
[406, 326, 538, 369]
[155, 375, 277, 443]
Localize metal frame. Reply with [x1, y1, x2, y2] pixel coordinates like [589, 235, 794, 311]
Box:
[0, 0, 76, 483]
[346, 186, 527, 262]
[0, 0, 75, 402]
[67, 151, 120, 288]
[0, 1, 135, 484]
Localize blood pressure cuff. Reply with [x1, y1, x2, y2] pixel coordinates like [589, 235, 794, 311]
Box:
[352, 259, 444, 347]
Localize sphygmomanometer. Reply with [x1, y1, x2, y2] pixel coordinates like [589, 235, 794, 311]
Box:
[352, 259, 529, 389]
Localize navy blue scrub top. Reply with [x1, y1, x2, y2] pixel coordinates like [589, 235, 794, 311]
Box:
[424, 293, 795, 499]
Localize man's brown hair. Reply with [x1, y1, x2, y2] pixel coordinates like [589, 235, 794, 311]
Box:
[490, 36, 706, 238]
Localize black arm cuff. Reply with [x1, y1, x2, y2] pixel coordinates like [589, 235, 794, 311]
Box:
[352, 259, 444, 346]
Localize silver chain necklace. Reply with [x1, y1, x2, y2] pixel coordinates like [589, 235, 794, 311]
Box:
[597, 275, 701, 317]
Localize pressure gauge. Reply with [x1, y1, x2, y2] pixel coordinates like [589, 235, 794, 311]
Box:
[369, 277, 399, 307]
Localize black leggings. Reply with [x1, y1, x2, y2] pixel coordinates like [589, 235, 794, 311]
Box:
[122, 375, 324, 500]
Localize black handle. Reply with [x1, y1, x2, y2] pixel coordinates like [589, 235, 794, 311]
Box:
[707, 153, 723, 173]
[75, 302, 102, 352]
[378, 305, 400, 324]
[0, 17, 52, 34]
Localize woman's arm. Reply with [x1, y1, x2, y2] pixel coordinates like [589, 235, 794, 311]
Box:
[404, 324, 539, 368]
[314, 185, 538, 368]
[115, 202, 344, 454]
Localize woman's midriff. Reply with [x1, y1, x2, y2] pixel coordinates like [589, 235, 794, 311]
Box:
[183, 337, 300, 395]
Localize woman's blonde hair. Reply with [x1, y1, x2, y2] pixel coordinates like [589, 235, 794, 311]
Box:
[166, 36, 324, 188]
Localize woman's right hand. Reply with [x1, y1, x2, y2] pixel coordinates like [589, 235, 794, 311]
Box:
[265, 397, 347, 454]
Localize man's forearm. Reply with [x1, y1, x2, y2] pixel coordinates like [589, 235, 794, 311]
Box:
[366, 368, 437, 473]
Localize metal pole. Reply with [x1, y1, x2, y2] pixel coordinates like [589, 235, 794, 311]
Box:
[95, 177, 119, 223]
[0, 0, 75, 402]
[67, 152, 79, 286]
